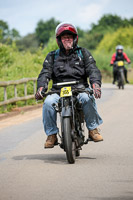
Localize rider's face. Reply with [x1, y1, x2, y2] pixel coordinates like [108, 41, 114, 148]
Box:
[117, 49, 123, 54]
[61, 34, 73, 51]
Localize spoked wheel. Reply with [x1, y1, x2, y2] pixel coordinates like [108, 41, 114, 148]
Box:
[63, 117, 75, 164]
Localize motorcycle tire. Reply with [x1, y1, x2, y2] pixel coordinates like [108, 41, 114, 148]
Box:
[63, 117, 75, 164]
[121, 71, 124, 89]
[119, 71, 125, 89]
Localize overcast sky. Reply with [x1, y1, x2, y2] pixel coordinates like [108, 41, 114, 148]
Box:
[0, 0, 133, 36]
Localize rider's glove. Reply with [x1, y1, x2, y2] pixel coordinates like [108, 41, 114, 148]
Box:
[35, 87, 44, 100]
[92, 83, 101, 99]
[35, 85, 48, 100]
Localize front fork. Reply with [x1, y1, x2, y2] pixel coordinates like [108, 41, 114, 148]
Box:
[59, 97, 73, 149]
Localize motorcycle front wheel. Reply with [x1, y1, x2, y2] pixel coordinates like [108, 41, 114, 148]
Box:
[63, 117, 75, 164]
[118, 71, 124, 89]
[120, 71, 124, 89]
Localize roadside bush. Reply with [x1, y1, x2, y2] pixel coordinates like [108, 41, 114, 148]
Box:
[0, 43, 14, 70]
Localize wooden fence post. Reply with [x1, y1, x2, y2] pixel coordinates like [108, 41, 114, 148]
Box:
[4, 86, 7, 111]
[14, 84, 17, 98]
[24, 82, 27, 105]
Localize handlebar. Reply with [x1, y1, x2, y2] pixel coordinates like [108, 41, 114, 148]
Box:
[52, 81, 80, 87]
[41, 86, 93, 98]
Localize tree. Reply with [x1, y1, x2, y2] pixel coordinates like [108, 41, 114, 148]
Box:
[0, 20, 9, 38]
[10, 28, 21, 40]
[35, 18, 60, 46]
[98, 14, 123, 28]
[77, 27, 85, 38]
[78, 31, 103, 50]
[129, 18, 133, 26]
[16, 33, 38, 52]
[96, 26, 133, 53]
[79, 14, 133, 50]
[0, 19, 21, 44]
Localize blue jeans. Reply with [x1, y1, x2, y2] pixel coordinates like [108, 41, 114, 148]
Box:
[43, 93, 103, 136]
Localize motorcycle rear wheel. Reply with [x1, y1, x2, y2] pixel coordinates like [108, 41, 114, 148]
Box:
[63, 117, 75, 164]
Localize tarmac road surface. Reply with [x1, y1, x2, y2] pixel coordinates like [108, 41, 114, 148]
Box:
[0, 83, 133, 200]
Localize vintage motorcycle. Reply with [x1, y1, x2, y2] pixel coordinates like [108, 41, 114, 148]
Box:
[42, 81, 93, 164]
[115, 61, 125, 89]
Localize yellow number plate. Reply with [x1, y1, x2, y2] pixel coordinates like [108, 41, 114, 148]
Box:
[117, 61, 124, 67]
[60, 87, 72, 97]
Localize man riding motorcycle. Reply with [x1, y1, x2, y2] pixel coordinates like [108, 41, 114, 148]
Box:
[35, 22, 103, 148]
[110, 45, 131, 84]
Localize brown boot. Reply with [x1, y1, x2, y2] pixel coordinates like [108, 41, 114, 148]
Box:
[89, 128, 103, 142]
[44, 134, 58, 148]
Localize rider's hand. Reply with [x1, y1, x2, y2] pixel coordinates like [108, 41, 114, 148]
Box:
[92, 83, 101, 99]
[35, 86, 47, 100]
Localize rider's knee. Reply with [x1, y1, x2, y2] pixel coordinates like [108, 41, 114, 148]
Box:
[44, 95, 55, 107]
[79, 93, 94, 105]
[44, 94, 60, 108]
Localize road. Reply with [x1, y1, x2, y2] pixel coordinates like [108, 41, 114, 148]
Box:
[0, 83, 133, 200]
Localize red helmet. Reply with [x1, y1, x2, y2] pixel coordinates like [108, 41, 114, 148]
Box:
[55, 22, 78, 48]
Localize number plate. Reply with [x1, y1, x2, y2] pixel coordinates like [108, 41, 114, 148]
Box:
[117, 61, 124, 67]
[60, 87, 72, 97]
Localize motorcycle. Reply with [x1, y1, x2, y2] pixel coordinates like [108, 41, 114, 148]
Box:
[42, 81, 93, 164]
[115, 61, 125, 89]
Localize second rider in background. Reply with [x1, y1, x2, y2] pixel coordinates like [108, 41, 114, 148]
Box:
[110, 45, 131, 84]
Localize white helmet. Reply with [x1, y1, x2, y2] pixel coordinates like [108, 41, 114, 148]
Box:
[116, 45, 124, 50]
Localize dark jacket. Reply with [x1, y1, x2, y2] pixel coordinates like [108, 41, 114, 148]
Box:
[37, 47, 102, 90]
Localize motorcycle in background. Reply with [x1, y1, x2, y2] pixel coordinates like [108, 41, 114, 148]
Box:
[115, 60, 125, 89]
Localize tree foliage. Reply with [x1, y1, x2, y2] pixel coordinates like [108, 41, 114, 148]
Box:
[0, 19, 21, 43]
[35, 18, 60, 46]
[80, 14, 133, 50]
[10, 29, 20, 40]
[0, 20, 9, 38]
[16, 33, 38, 52]
[96, 26, 133, 53]
[0, 43, 15, 69]
[94, 14, 123, 30]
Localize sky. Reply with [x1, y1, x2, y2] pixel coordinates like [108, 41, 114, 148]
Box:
[0, 0, 133, 36]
